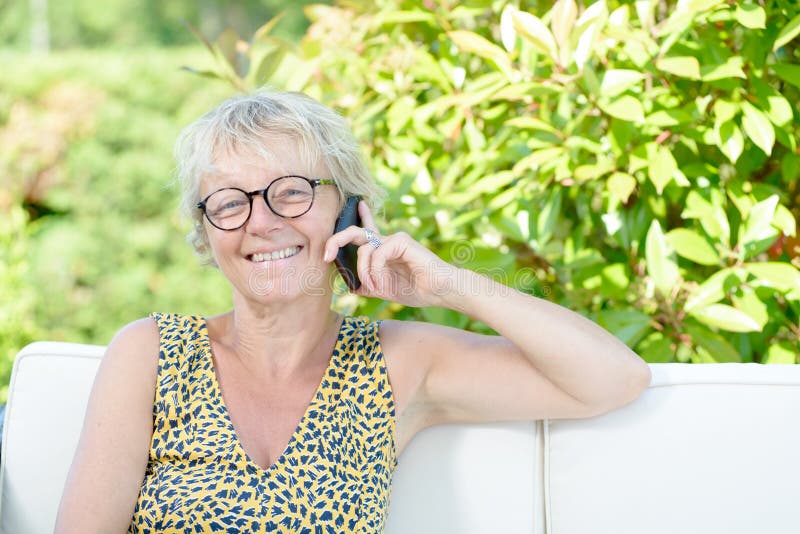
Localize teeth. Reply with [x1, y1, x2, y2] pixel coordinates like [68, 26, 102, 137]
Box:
[252, 246, 300, 263]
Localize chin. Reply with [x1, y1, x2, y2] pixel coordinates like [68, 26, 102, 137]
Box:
[243, 268, 330, 303]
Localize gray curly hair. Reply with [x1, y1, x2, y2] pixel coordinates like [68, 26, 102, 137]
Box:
[174, 89, 385, 263]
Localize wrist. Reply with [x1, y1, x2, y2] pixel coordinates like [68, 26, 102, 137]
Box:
[433, 266, 481, 313]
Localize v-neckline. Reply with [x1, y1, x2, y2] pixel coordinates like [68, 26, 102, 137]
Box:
[198, 314, 348, 474]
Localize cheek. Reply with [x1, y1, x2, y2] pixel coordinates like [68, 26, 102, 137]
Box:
[206, 228, 236, 260]
[307, 208, 339, 242]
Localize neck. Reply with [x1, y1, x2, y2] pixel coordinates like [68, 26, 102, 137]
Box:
[216, 290, 340, 377]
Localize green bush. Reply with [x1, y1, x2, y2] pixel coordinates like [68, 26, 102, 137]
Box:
[0, 49, 235, 400]
[191, 0, 800, 363]
[0, 207, 39, 401]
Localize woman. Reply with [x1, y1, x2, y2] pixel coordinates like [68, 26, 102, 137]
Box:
[55, 91, 651, 533]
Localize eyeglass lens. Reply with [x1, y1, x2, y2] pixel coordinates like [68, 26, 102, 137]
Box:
[205, 176, 315, 229]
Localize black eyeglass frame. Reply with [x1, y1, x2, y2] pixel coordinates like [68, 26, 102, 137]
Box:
[196, 175, 336, 231]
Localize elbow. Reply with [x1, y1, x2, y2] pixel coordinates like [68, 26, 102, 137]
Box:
[587, 360, 652, 417]
[617, 360, 652, 409]
[626, 361, 652, 402]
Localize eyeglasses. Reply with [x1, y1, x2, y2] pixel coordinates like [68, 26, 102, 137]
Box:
[197, 175, 335, 231]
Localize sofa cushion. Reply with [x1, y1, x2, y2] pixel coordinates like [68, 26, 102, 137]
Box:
[386, 421, 540, 534]
[544, 362, 800, 534]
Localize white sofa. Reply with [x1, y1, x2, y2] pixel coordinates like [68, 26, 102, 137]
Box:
[2, 342, 799, 533]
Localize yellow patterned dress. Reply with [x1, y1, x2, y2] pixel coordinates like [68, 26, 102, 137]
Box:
[128, 313, 397, 533]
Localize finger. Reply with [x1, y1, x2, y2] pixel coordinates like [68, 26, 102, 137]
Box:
[358, 200, 379, 232]
[368, 235, 407, 294]
[323, 225, 367, 262]
[370, 233, 405, 274]
[356, 243, 376, 292]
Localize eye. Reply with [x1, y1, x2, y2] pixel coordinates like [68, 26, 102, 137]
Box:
[208, 196, 248, 217]
[281, 188, 307, 197]
[220, 199, 248, 209]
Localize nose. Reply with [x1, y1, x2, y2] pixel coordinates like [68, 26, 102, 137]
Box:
[244, 194, 283, 234]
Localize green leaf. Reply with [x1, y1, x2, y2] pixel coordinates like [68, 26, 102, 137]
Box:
[180, 66, 224, 81]
[551, 0, 578, 49]
[657, 10, 693, 38]
[648, 145, 677, 194]
[713, 99, 739, 124]
[536, 188, 563, 248]
[783, 153, 800, 184]
[734, 4, 766, 29]
[214, 27, 241, 73]
[576, 0, 609, 29]
[763, 343, 796, 364]
[575, 160, 615, 181]
[607, 172, 637, 203]
[684, 267, 740, 312]
[374, 10, 437, 25]
[595, 309, 652, 347]
[740, 101, 775, 156]
[701, 56, 746, 81]
[511, 8, 558, 61]
[602, 262, 630, 291]
[745, 262, 800, 294]
[773, 13, 800, 51]
[686, 325, 742, 362]
[513, 147, 565, 173]
[681, 190, 731, 246]
[600, 69, 645, 98]
[636, 333, 675, 363]
[472, 171, 518, 194]
[774, 205, 797, 237]
[252, 13, 286, 42]
[646, 109, 693, 127]
[715, 120, 744, 163]
[573, 19, 601, 69]
[690, 304, 762, 332]
[645, 220, 680, 296]
[448, 30, 513, 77]
[731, 288, 768, 329]
[739, 194, 779, 250]
[665, 228, 719, 265]
[599, 95, 645, 123]
[505, 117, 558, 133]
[656, 56, 700, 79]
[750, 79, 794, 127]
[252, 46, 287, 86]
[500, 5, 517, 52]
[773, 63, 800, 89]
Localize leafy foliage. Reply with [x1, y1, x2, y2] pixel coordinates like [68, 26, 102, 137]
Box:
[0, 0, 321, 49]
[0, 49, 236, 401]
[190, 0, 800, 363]
[1, 0, 798, 398]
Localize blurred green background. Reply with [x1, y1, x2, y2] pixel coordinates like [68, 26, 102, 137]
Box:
[2, 0, 800, 402]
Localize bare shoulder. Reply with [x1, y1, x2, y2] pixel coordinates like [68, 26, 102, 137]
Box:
[94, 316, 161, 414]
[54, 317, 160, 532]
[101, 317, 160, 383]
[107, 316, 160, 355]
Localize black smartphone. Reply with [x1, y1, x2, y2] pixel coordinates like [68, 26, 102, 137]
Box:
[333, 196, 362, 291]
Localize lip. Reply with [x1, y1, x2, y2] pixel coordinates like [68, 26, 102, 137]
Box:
[246, 245, 304, 263]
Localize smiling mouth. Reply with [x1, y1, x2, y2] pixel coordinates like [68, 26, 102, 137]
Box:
[249, 246, 302, 263]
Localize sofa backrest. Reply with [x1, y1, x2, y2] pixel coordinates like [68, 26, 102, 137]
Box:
[0, 342, 104, 534]
[2, 342, 800, 533]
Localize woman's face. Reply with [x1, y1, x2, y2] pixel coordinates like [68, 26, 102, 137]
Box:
[200, 139, 340, 304]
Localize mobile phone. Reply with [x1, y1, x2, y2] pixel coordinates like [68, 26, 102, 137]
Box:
[333, 196, 362, 291]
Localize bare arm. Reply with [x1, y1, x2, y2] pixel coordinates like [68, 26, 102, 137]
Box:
[54, 318, 159, 534]
[324, 202, 651, 432]
[427, 268, 652, 421]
